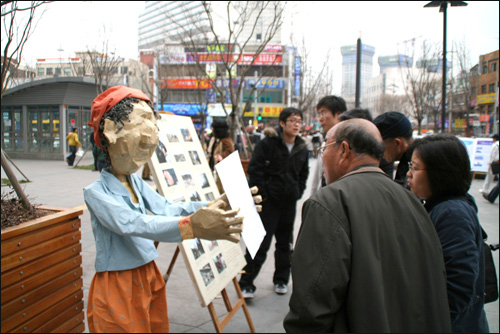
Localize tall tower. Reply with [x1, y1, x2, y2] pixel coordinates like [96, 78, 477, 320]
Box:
[138, 1, 211, 50]
[340, 43, 375, 107]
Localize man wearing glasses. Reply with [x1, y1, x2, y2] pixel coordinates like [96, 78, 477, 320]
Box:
[239, 108, 309, 299]
[310, 95, 347, 196]
[284, 119, 451, 333]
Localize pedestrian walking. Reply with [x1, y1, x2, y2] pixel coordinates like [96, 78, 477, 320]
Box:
[239, 107, 309, 299]
[310, 95, 347, 196]
[407, 134, 489, 333]
[207, 118, 235, 194]
[66, 127, 81, 166]
[284, 119, 451, 333]
[480, 133, 499, 196]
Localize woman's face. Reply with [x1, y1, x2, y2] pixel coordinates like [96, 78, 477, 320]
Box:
[407, 150, 432, 199]
[104, 101, 159, 176]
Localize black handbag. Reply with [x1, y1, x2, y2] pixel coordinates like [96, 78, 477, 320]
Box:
[481, 227, 499, 303]
[491, 160, 499, 175]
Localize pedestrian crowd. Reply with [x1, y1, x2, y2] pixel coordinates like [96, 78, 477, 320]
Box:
[76, 86, 496, 333]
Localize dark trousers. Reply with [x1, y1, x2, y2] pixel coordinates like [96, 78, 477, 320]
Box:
[239, 200, 296, 291]
[66, 146, 77, 166]
[486, 180, 499, 203]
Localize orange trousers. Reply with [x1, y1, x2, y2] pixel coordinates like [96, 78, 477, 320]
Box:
[87, 261, 169, 333]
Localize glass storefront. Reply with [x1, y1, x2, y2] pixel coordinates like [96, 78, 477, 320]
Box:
[27, 105, 60, 153]
[67, 105, 92, 150]
[1, 106, 23, 151]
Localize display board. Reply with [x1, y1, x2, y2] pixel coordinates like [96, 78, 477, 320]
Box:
[458, 137, 494, 173]
[148, 114, 246, 307]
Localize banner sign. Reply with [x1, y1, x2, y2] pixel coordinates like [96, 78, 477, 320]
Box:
[159, 53, 282, 66]
[294, 57, 301, 96]
[155, 103, 202, 116]
[458, 137, 494, 173]
[245, 78, 285, 89]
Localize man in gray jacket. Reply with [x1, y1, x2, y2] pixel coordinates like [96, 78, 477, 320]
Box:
[283, 119, 451, 333]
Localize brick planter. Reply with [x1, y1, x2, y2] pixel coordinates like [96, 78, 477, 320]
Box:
[1, 206, 85, 333]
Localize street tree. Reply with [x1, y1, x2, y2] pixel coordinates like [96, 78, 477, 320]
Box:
[398, 40, 442, 134]
[295, 40, 333, 126]
[1, 0, 51, 211]
[450, 40, 475, 136]
[160, 1, 285, 157]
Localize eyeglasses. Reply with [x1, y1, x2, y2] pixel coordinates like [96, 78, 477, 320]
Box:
[408, 162, 426, 172]
[317, 111, 330, 118]
[316, 141, 339, 156]
[286, 118, 302, 125]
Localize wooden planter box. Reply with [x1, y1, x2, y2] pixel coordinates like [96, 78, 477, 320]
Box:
[1, 206, 85, 333]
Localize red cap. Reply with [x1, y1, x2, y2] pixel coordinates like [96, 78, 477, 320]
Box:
[89, 86, 151, 148]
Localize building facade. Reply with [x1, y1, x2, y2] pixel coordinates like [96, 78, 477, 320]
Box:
[138, 1, 288, 131]
[470, 50, 499, 135]
[2, 77, 104, 160]
[340, 43, 375, 108]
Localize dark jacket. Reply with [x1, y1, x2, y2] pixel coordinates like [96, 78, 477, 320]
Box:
[248, 128, 308, 205]
[284, 167, 451, 333]
[425, 194, 488, 333]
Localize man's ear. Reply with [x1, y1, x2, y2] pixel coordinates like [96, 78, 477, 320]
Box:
[338, 141, 351, 164]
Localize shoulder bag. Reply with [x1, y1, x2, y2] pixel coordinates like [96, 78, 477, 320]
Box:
[481, 227, 499, 303]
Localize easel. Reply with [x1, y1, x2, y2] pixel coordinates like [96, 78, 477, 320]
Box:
[156, 244, 255, 333]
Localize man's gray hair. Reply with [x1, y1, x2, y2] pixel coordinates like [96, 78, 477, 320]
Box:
[334, 122, 385, 161]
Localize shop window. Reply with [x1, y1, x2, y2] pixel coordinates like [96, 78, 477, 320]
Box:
[1, 106, 23, 151]
[27, 105, 60, 153]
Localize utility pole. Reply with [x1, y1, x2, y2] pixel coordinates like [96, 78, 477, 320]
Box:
[355, 38, 361, 108]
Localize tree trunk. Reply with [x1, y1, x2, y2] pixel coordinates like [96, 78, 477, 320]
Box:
[1, 150, 32, 212]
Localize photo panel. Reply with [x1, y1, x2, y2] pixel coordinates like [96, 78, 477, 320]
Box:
[200, 263, 215, 287]
[181, 128, 193, 142]
[162, 168, 178, 187]
[189, 238, 205, 260]
[213, 253, 227, 274]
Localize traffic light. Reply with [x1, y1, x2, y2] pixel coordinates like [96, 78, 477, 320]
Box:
[257, 114, 263, 121]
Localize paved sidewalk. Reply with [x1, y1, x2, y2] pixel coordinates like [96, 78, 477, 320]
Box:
[2, 156, 498, 333]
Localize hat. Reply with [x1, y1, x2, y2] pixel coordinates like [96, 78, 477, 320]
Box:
[492, 133, 499, 140]
[88, 86, 151, 148]
[373, 111, 412, 140]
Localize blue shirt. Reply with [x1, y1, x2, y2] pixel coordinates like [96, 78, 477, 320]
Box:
[84, 169, 207, 272]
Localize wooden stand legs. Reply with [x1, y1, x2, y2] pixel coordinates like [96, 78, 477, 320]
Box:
[207, 277, 255, 333]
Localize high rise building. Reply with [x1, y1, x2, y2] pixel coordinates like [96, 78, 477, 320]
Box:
[138, 1, 211, 50]
[340, 43, 375, 107]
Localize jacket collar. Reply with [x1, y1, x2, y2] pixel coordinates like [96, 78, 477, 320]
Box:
[101, 168, 133, 197]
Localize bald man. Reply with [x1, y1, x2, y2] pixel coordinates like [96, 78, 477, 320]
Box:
[284, 119, 451, 333]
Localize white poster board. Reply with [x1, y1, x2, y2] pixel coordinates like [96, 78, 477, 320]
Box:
[458, 137, 493, 173]
[215, 152, 266, 259]
[149, 114, 246, 307]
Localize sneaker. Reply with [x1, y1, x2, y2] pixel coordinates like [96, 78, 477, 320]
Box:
[241, 288, 254, 299]
[275, 283, 288, 295]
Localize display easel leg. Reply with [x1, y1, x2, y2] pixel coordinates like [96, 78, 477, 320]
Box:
[206, 277, 255, 333]
[163, 246, 180, 283]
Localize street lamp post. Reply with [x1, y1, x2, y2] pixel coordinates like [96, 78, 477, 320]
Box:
[424, 1, 468, 132]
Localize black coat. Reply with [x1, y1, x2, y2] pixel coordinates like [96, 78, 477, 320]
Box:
[248, 128, 308, 206]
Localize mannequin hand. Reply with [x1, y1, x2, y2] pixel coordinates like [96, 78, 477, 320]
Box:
[190, 200, 243, 243]
[215, 186, 262, 212]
